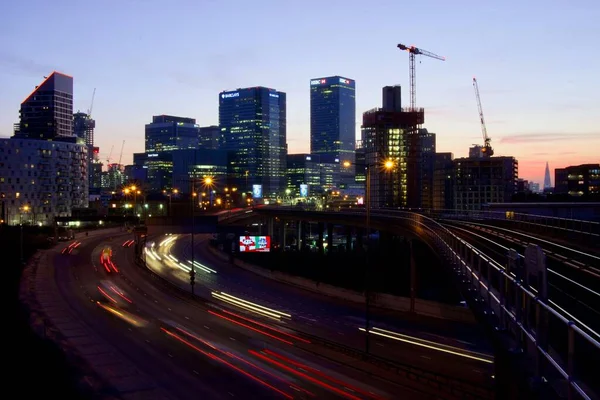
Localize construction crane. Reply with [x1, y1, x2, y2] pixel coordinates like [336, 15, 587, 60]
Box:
[472, 77, 494, 157]
[397, 44, 445, 111]
[118, 140, 125, 166]
[106, 145, 114, 166]
[87, 88, 96, 118]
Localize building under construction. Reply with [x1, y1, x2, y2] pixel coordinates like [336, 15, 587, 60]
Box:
[361, 85, 434, 208]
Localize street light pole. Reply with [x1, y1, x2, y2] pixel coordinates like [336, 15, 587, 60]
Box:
[190, 181, 196, 295]
[365, 164, 371, 354]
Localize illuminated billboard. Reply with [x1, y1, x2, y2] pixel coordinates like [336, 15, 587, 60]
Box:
[300, 184, 309, 197]
[239, 236, 271, 252]
[252, 184, 263, 199]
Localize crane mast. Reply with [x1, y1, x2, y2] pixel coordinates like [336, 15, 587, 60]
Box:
[118, 140, 125, 166]
[397, 44, 445, 111]
[87, 88, 96, 117]
[472, 77, 494, 157]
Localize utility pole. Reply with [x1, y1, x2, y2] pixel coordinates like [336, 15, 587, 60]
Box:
[365, 164, 371, 355]
[190, 152, 196, 295]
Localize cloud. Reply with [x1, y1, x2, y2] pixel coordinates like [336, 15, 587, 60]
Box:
[498, 132, 600, 144]
[0, 51, 57, 76]
[531, 151, 577, 156]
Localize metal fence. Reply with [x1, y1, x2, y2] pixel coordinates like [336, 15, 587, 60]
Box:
[368, 210, 599, 400]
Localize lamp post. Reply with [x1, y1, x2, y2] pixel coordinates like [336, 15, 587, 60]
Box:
[20, 204, 30, 265]
[190, 182, 196, 295]
[344, 158, 395, 355]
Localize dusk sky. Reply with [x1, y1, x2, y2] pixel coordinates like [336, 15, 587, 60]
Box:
[1, 0, 598, 185]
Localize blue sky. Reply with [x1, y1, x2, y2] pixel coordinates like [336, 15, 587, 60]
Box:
[1, 0, 598, 183]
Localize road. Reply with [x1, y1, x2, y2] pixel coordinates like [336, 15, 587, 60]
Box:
[143, 230, 495, 388]
[50, 229, 479, 399]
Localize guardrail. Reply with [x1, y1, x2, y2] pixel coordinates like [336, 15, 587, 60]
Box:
[126, 252, 494, 400]
[426, 208, 600, 240]
[366, 210, 599, 400]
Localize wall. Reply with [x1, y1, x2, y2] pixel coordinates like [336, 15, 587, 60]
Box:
[208, 246, 476, 323]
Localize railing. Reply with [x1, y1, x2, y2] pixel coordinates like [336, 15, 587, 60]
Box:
[250, 206, 599, 398]
[368, 210, 599, 400]
[427, 208, 600, 238]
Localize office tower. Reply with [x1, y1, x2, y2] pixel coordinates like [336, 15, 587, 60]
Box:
[140, 115, 199, 191]
[198, 125, 222, 150]
[286, 154, 338, 196]
[145, 115, 199, 153]
[171, 149, 228, 194]
[310, 76, 356, 188]
[14, 71, 74, 140]
[219, 87, 287, 197]
[544, 161, 552, 190]
[433, 152, 454, 211]
[73, 112, 96, 146]
[454, 157, 519, 210]
[419, 128, 436, 209]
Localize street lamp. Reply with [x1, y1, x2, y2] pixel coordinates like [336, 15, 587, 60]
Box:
[20, 204, 30, 265]
[203, 177, 215, 208]
[345, 158, 395, 354]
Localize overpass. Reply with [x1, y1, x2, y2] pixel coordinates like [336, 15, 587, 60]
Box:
[220, 206, 600, 399]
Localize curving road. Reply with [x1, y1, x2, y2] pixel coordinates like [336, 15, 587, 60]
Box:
[146, 230, 496, 387]
[47, 229, 476, 399]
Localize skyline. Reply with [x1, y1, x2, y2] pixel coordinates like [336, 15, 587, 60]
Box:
[1, 0, 599, 185]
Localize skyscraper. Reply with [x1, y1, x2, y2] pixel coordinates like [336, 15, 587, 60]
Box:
[310, 76, 356, 167]
[198, 125, 222, 150]
[219, 87, 287, 197]
[544, 161, 552, 189]
[14, 71, 73, 140]
[145, 115, 199, 153]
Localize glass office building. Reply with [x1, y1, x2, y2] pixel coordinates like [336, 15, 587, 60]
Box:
[15, 71, 74, 140]
[310, 76, 356, 166]
[145, 115, 199, 153]
[219, 87, 286, 197]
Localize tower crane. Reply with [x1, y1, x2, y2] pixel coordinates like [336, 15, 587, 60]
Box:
[397, 44, 445, 111]
[472, 77, 494, 157]
[87, 88, 96, 118]
[106, 145, 114, 166]
[118, 140, 125, 166]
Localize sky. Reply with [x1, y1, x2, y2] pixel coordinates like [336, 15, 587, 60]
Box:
[1, 0, 599, 185]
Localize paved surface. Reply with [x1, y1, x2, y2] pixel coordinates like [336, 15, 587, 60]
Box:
[147, 232, 495, 387]
[21, 228, 480, 399]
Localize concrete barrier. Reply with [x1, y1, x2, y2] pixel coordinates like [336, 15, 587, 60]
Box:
[208, 246, 475, 323]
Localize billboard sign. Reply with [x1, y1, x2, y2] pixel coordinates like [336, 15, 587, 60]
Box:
[300, 184, 309, 197]
[239, 236, 271, 252]
[252, 184, 262, 199]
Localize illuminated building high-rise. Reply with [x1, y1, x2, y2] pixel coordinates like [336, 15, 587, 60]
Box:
[14, 71, 73, 140]
[310, 76, 356, 188]
[219, 87, 287, 197]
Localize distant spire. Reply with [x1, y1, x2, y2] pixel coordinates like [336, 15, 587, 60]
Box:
[544, 162, 552, 189]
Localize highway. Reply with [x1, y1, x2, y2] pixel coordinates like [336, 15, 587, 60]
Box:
[144, 230, 495, 387]
[49, 229, 493, 399]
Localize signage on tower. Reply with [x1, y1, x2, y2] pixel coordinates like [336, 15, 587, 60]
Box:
[221, 92, 239, 99]
[310, 79, 327, 85]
